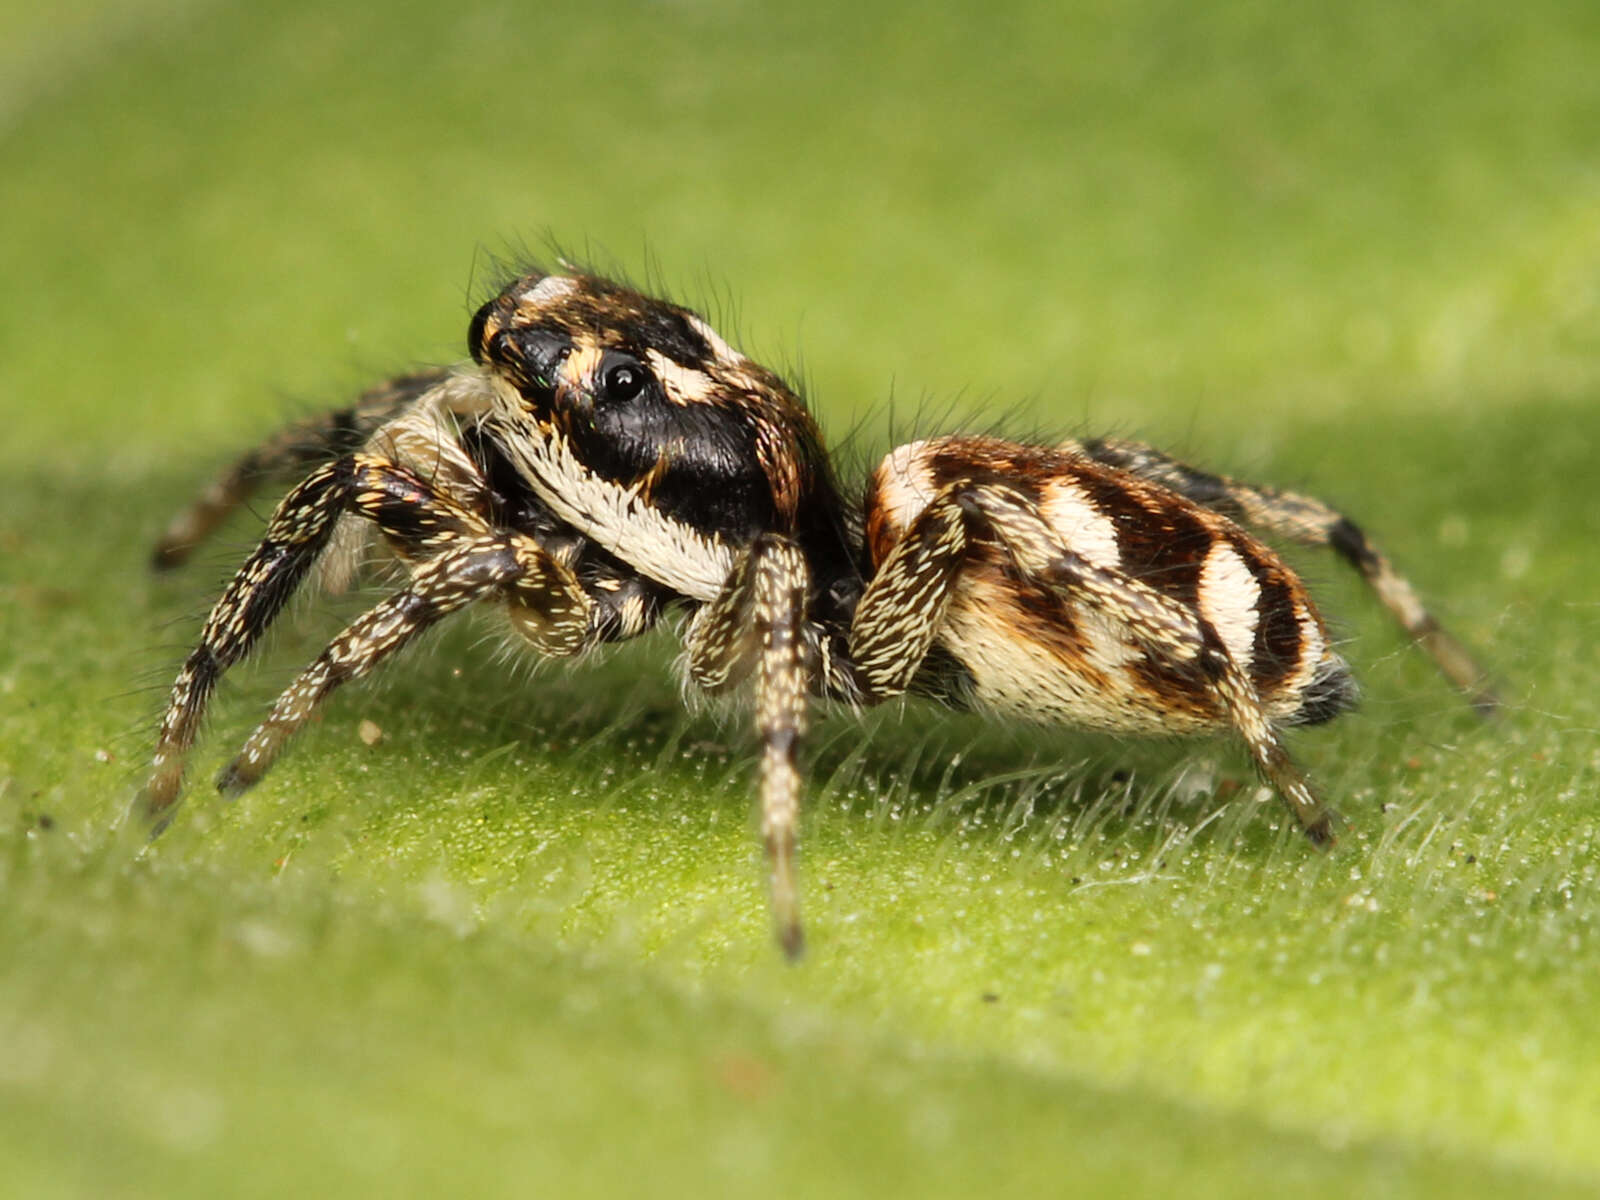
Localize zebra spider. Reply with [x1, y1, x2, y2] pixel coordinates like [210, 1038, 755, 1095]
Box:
[139, 269, 1495, 957]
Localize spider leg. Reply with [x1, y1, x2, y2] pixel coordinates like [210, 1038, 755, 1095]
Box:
[847, 495, 966, 697]
[137, 451, 586, 828]
[686, 535, 812, 959]
[851, 481, 1337, 843]
[1073, 437, 1497, 714]
[151, 370, 447, 569]
[215, 530, 587, 797]
[683, 552, 762, 696]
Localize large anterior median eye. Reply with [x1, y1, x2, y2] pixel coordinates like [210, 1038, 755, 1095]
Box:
[600, 353, 650, 403]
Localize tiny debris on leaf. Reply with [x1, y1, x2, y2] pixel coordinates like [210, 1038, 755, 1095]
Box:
[358, 719, 384, 747]
[713, 1053, 775, 1101]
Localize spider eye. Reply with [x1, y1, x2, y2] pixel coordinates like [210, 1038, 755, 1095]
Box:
[506, 330, 573, 390]
[601, 355, 650, 403]
[467, 299, 496, 364]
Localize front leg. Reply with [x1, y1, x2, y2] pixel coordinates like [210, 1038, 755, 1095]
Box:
[137, 452, 585, 830]
[216, 530, 590, 798]
[1072, 436, 1497, 714]
[686, 535, 812, 959]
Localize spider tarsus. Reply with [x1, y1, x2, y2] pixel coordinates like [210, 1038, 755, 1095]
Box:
[133, 795, 179, 840]
[778, 919, 806, 962]
[150, 540, 192, 571]
[1457, 673, 1501, 721]
[1302, 815, 1338, 849]
[133, 761, 186, 836]
[215, 759, 259, 800]
[1417, 628, 1501, 720]
[767, 840, 805, 962]
[1297, 800, 1347, 849]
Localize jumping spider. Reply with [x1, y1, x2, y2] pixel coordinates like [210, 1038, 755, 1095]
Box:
[139, 269, 1496, 956]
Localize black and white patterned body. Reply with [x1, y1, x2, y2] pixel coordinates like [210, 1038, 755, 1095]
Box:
[865, 436, 1357, 734]
[141, 269, 1495, 956]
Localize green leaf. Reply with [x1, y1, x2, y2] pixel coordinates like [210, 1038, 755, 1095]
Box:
[3, 0, 1597, 1195]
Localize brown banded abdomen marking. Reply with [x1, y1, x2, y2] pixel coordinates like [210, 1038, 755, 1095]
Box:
[866, 435, 1338, 732]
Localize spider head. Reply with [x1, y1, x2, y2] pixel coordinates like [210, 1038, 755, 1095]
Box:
[469, 272, 741, 413]
[468, 273, 847, 560]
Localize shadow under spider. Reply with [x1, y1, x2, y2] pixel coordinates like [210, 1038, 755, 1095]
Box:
[338, 621, 1294, 870]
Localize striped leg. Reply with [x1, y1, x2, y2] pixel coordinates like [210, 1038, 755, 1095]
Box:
[136, 452, 584, 829]
[151, 371, 447, 569]
[1072, 437, 1497, 714]
[216, 532, 588, 797]
[686, 535, 813, 959]
[850, 481, 1337, 843]
[846, 494, 965, 698]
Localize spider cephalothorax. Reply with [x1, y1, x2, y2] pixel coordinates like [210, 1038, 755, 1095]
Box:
[468, 273, 859, 608]
[140, 267, 1495, 957]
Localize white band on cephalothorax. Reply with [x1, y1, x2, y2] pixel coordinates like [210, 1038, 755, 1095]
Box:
[489, 378, 735, 599]
[519, 276, 579, 306]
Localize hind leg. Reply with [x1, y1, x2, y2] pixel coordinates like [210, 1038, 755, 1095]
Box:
[1072, 436, 1497, 713]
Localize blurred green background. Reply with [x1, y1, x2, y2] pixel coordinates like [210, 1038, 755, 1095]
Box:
[2, 0, 1598, 1196]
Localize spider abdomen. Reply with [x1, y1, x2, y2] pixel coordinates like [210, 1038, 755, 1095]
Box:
[866, 436, 1354, 734]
